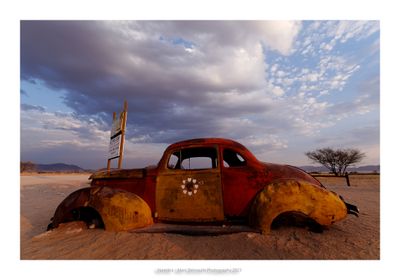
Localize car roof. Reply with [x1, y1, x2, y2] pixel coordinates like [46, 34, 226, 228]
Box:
[167, 138, 244, 149]
[169, 138, 257, 157]
[159, 138, 259, 165]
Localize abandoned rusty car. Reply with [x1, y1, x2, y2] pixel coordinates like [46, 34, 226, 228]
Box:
[47, 138, 358, 234]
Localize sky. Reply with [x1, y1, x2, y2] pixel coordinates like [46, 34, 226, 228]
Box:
[20, 20, 380, 169]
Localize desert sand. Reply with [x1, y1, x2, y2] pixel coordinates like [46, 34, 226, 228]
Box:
[20, 173, 379, 260]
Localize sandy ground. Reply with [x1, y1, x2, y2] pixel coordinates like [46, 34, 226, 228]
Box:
[20, 173, 379, 260]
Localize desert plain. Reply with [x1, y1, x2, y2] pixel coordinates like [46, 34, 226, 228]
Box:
[20, 173, 379, 260]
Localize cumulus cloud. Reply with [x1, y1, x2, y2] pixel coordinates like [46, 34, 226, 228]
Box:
[21, 21, 302, 145]
[20, 20, 379, 167]
[20, 106, 170, 168]
[295, 21, 379, 57]
[21, 109, 109, 148]
[21, 107, 110, 168]
[328, 21, 379, 44]
[265, 21, 379, 138]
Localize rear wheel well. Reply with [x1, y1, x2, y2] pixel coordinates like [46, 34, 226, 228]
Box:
[71, 207, 105, 229]
[271, 211, 324, 233]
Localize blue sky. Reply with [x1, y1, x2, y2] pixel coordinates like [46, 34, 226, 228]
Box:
[20, 21, 379, 169]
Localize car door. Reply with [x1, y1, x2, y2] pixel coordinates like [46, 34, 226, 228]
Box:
[155, 145, 224, 222]
[220, 147, 260, 217]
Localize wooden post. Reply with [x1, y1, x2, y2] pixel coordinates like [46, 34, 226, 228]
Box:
[345, 173, 351, 187]
[117, 100, 128, 169]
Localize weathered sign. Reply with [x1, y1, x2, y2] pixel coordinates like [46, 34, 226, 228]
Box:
[107, 101, 128, 170]
[108, 134, 122, 160]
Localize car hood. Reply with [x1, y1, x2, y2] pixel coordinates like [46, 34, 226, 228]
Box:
[89, 165, 158, 180]
[261, 162, 325, 188]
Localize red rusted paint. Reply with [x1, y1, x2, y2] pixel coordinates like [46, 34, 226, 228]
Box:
[90, 166, 158, 213]
[48, 137, 358, 232]
[89, 138, 322, 219]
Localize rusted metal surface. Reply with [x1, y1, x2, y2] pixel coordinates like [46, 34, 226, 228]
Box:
[89, 187, 153, 231]
[50, 187, 92, 228]
[90, 167, 157, 212]
[249, 180, 348, 234]
[90, 168, 144, 180]
[48, 137, 357, 233]
[156, 168, 224, 222]
[50, 186, 153, 231]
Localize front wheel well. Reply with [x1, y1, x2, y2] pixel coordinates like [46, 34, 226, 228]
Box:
[71, 207, 105, 229]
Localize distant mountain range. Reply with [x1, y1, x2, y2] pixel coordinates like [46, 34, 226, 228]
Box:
[36, 163, 86, 172]
[298, 165, 380, 173]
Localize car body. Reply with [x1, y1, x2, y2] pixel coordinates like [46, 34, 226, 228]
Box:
[48, 138, 358, 233]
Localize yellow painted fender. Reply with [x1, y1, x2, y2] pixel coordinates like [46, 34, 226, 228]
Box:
[50, 186, 153, 231]
[87, 187, 153, 231]
[249, 180, 347, 234]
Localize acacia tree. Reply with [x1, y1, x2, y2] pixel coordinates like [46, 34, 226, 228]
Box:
[305, 148, 365, 176]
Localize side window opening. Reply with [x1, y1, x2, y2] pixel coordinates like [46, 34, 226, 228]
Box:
[168, 147, 218, 170]
[168, 154, 179, 169]
[223, 149, 246, 168]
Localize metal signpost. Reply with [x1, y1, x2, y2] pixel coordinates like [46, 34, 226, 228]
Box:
[107, 101, 128, 171]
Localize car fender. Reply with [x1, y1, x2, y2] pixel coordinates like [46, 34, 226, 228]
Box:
[50, 186, 153, 231]
[249, 179, 347, 234]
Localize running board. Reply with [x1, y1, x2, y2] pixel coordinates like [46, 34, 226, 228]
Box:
[129, 223, 260, 236]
